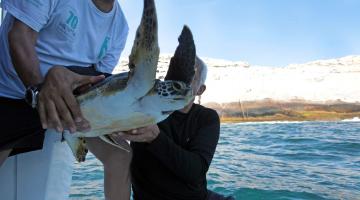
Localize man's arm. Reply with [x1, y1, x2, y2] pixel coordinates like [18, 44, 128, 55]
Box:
[8, 19, 104, 133]
[118, 109, 220, 183]
[8, 19, 42, 87]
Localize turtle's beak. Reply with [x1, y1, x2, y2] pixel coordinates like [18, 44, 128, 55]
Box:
[183, 85, 192, 96]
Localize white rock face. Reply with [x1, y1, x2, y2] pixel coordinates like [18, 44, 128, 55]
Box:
[114, 55, 360, 104]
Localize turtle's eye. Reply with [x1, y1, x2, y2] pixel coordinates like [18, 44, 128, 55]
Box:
[173, 82, 182, 91]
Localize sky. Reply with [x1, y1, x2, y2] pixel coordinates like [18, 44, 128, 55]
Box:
[118, 0, 360, 66]
[1, 0, 360, 66]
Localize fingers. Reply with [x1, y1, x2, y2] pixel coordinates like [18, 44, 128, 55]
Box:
[45, 99, 63, 132]
[73, 83, 92, 95]
[114, 126, 160, 143]
[62, 90, 91, 132]
[56, 96, 76, 133]
[62, 88, 83, 123]
[120, 129, 143, 136]
[38, 99, 47, 129]
[38, 66, 108, 133]
[38, 66, 101, 133]
[90, 75, 106, 84]
[73, 74, 105, 90]
[76, 118, 91, 133]
[127, 129, 140, 135]
[72, 74, 105, 95]
[116, 132, 148, 142]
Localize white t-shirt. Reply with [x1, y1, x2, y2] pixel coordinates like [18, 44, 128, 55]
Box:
[0, 0, 129, 99]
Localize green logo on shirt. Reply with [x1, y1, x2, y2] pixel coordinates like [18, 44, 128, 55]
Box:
[98, 37, 110, 59]
[66, 11, 78, 29]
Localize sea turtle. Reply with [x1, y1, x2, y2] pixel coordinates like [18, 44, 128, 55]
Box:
[64, 0, 196, 162]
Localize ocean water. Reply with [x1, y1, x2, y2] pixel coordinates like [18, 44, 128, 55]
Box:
[70, 121, 360, 200]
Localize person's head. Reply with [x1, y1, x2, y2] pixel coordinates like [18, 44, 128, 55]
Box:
[173, 55, 208, 113]
[178, 56, 207, 112]
[191, 56, 207, 97]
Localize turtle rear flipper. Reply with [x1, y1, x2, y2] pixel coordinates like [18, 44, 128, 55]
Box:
[63, 133, 88, 162]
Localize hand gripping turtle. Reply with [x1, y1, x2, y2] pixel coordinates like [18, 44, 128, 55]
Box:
[64, 0, 196, 162]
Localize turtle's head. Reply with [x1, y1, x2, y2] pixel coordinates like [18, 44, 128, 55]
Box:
[154, 25, 196, 116]
[156, 80, 192, 100]
[154, 80, 194, 115]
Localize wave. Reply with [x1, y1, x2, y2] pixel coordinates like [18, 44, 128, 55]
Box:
[342, 117, 360, 122]
[225, 121, 308, 125]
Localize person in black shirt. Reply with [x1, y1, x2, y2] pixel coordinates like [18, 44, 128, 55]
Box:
[117, 56, 235, 200]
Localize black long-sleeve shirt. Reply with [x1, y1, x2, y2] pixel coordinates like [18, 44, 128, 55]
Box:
[131, 104, 220, 200]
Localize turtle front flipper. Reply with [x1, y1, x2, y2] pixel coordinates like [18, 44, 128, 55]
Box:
[165, 26, 196, 85]
[127, 0, 160, 98]
[63, 133, 88, 162]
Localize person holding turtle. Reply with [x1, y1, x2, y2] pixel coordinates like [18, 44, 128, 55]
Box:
[0, 0, 132, 199]
[105, 56, 235, 200]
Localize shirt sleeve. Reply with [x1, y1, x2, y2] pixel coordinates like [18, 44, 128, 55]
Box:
[94, 19, 129, 74]
[146, 109, 220, 183]
[1, 0, 57, 32]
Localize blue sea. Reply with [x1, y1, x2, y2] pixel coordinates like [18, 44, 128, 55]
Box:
[70, 121, 360, 200]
